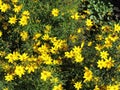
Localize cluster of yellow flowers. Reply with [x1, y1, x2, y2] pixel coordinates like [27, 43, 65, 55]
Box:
[0, 0, 120, 90]
[65, 45, 84, 63]
[0, 0, 30, 27]
[8, 10, 30, 26]
[97, 51, 114, 69]
[4, 52, 38, 80]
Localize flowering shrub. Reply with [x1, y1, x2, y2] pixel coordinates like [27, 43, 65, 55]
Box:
[0, 0, 120, 90]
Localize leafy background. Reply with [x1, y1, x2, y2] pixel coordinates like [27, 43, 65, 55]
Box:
[0, 0, 120, 90]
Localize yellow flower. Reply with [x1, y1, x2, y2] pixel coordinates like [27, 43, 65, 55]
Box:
[14, 66, 25, 78]
[86, 19, 93, 27]
[5, 74, 14, 82]
[40, 70, 52, 81]
[52, 59, 62, 65]
[22, 10, 30, 19]
[114, 24, 120, 33]
[74, 82, 82, 90]
[65, 51, 74, 58]
[104, 37, 112, 48]
[13, 4, 22, 13]
[74, 54, 84, 63]
[104, 57, 114, 69]
[97, 59, 105, 69]
[42, 34, 50, 41]
[20, 31, 28, 41]
[25, 64, 37, 73]
[37, 44, 49, 53]
[94, 85, 100, 90]
[71, 12, 80, 20]
[5, 52, 19, 63]
[45, 25, 51, 31]
[84, 10, 90, 15]
[34, 41, 41, 48]
[0, 3, 10, 12]
[8, 15, 17, 24]
[88, 41, 92, 46]
[50, 37, 57, 43]
[22, 10, 30, 16]
[53, 84, 63, 90]
[33, 33, 41, 40]
[108, 34, 118, 42]
[19, 53, 28, 61]
[51, 39, 65, 50]
[5, 53, 13, 63]
[95, 44, 104, 51]
[77, 28, 83, 33]
[11, 0, 18, 3]
[40, 54, 52, 64]
[19, 16, 28, 26]
[50, 47, 58, 54]
[0, 31, 2, 37]
[112, 85, 119, 90]
[83, 67, 93, 82]
[51, 8, 59, 17]
[72, 46, 82, 54]
[107, 85, 119, 90]
[100, 51, 109, 59]
[28, 56, 37, 61]
[12, 51, 20, 60]
[44, 25, 52, 33]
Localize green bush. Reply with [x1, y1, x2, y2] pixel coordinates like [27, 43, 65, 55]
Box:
[0, 0, 120, 90]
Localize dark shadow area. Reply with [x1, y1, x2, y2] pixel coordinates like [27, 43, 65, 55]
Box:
[110, 0, 120, 20]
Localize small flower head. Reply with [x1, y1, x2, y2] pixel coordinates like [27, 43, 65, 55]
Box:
[14, 65, 25, 78]
[13, 4, 23, 13]
[100, 51, 109, 59]
[20, 31, 28, 41]
[0, 3, 10, 12]
[104, 57, 114, 69]
[40, 70, 52, 81]
[5, 74, 14, 82]
[114, 23, 120, 33]
[51, 8, 59, 17]
[74, 82, 82, 90]
[8, 15, 17, 24]
[19, 16, 28, 26]
[53, 84, 63, 90]
[86, 19, 93, 27]
[97, 59, 105, 69]
[71, 12, 80, 20]
[83, 67, 93, 82]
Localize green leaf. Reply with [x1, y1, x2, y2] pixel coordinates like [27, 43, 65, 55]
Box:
[0, 81, 3, 89]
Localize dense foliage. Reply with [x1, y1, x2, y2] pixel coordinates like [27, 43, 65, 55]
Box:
[0, 0, 120, 90]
